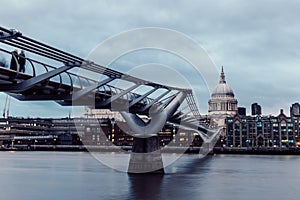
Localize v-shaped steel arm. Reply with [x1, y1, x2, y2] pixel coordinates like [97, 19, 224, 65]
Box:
[121, 91, 187, 138]
[0, 63, 80, 92]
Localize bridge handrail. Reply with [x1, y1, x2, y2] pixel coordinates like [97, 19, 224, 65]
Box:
[0, 46, 176, 107]
[0, 47, 100, 90]
[0, 26, 202, 120]
[0, 26, 189, 92]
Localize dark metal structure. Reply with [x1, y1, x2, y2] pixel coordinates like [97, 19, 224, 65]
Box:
[0, 26, 210, 130]
[0, 26, 221, 173]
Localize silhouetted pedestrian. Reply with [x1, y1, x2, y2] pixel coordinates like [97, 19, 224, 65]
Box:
[18, 50, 26, 73]
[10, 49, 18, 71]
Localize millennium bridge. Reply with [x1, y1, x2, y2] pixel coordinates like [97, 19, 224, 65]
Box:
[0, 26, 220, 173]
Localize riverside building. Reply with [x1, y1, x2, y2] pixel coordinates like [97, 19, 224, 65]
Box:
[0, 117, 201, 149]
[225, 109, 300, 149]
[208, 67, 300, 150]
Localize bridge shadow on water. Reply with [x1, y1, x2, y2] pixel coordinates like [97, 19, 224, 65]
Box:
[126, 155, 215, 200]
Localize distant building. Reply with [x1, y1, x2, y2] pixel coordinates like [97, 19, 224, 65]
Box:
[225, 109, 300, 149]
[84, 107, 124, 122]
[290, 103, 300, 117]
[0, 117, 131, 147]
[238, 107, 246, 116]
[0, 117, 203, 149]
[208, 67, 238, 129]
[251, 102, 262, 115]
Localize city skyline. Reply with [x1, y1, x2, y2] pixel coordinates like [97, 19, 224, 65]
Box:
[1, 0, 300, 117]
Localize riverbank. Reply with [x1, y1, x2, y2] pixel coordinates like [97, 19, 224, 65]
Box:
[2, 145, 300, 155]
[213, 147, 300, 155]
[0, 145, 202, 153]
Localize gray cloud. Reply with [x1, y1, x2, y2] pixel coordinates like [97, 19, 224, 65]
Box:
[0, 0, 300, 117]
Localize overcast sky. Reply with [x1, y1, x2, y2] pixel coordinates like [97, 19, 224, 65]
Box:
[1, 0, 300, 117]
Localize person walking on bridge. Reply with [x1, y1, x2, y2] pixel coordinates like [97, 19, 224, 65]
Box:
[18, 50, 26, 73]
[10, 49, 18, 71]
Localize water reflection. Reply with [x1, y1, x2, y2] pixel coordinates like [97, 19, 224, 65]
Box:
[127, 155, 214, 200]
[1, 152, 299, 200]
[127, 174, 164, 200]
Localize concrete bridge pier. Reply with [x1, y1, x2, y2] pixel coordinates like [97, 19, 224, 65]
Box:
[121, 92, 187, 174]
[127, 136, 164, 174]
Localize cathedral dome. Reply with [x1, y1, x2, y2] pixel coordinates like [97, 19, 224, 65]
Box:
[208, 67, 238, 125]
[212, 83, 234, 97]
[211, 67, 234, 98]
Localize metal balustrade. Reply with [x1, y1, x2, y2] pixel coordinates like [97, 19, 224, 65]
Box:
[0, 25, 220, 142]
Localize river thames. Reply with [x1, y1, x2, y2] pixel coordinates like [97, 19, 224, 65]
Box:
[0, 152, 299, 200]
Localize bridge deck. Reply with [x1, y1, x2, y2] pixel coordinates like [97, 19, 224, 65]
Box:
[0, 26, 212, 132]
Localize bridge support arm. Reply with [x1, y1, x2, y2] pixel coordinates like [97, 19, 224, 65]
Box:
[128, 87, 157, 108]
[0, 64, 79, 92]
[121, 91, 187, 138]
[100, 84, 141, 106]
[71, 77, 114, 101]
[140, 90, 170, 112]
[122, 91, 187, 173]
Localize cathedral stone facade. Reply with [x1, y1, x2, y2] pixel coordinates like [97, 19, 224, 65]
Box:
[208, 67, 238, 130]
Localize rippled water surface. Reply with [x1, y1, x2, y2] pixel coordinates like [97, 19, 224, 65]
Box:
[0, 152, 299, 200]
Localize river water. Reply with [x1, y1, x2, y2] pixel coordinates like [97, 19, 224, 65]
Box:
[0, 151, 299, 200]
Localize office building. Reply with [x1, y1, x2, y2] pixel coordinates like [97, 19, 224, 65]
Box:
[238, 107, 246, 116]
[290, 103, 300, 117]
[251, 103, 262, 115]
[225, 109, 300, 149]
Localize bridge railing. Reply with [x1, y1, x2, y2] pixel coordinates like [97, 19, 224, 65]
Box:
[0, 46, 167, 107]
[0, 46, 113, 93]
[0, 26, 203, 121]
